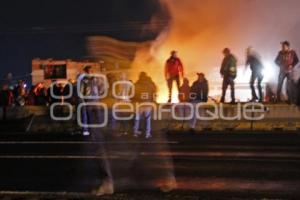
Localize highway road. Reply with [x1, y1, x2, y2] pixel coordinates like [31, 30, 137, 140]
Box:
[0, 131, 299, 199]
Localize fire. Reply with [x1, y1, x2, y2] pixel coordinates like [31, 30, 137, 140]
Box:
[130, 0, 298, 102]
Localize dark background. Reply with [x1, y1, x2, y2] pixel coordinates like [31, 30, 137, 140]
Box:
[0, 0, 168, 82]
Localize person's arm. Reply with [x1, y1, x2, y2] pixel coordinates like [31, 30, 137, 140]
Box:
[178, 59, 184, 78]
[165, 61, 169, 80]
[275, 52, 281, 67]
[293, 51, 299, 67]
[220, 58, 226, 76]
[203, 81, 209, 102]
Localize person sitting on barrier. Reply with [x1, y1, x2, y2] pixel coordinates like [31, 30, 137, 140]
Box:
[178, 78, 191, 119]
[133, 72, 157, 139]
[189, 73, 209, 131]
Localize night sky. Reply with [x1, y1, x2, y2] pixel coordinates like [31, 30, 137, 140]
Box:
[0, 0, 167, 81]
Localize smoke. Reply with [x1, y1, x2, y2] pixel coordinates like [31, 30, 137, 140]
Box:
[131, 0, 300, 102]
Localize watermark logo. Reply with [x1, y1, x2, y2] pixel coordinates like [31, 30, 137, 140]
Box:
[50, 76, 267, 128]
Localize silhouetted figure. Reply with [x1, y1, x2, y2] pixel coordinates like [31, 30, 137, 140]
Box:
[13, 80, 27, 106]
[133, 72, 157, 139]
[178, 78, 190, 103]
[165, 50, 184, 103]
[246, 47, 264, 102]
[275, 41, 299, 103]
[189, 73, 209, 130]
[220, 48, 237, 103]
[33, 82, 47, 106]
[77, 66, 114, 195]
[0, 83, 13, 120]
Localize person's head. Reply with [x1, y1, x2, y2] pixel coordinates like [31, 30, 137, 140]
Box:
[83, 66, 92, 74]
[183, 78, 189, 85]
[18, 80, 25, 87]
[197, 73, 205, 82]
[171, 50, 178, 58]
[120, 72, 127, 81]
[246, 47, 253, 56]
[281, 41, 290, 52]
[223, 48, 231, 56]
[139, 71, 148, 80]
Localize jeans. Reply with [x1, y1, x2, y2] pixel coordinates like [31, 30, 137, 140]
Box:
[167, 76, 180, 102]
[277, 70, 292, 101]
[250, 71, 263, 101]
[221, 76, 235, 102]
[133, 106, 152, 135]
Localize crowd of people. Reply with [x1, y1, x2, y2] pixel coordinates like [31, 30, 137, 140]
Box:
[165, 41, 300, 104]
[1, 41, 300, 195]
[1, 41, 300, 120]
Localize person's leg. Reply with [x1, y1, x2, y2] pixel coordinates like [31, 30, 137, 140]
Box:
[145, 107, 153, 138]
[167, 78, 173, 102]
[175, 75, 181, 94]
[277, 70, 287, 102]
[91, 106, 114, 195]
[257, 73, 264, 102]
[81, 103, 89, 134]
[133, 109, 142, 136]
[190, 102, 197, 129]
[229, 78, 235, 103]
[250, 72, 258, 100]
[286, 72, 294, 103]
[220, 78, 228, 103]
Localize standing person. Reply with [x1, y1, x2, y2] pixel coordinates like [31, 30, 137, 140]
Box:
[33, 82, 47, 106]
[220, 48, 237, 103]
[13, 80, 27, 106]
[115, 72, 133, 136]
[189, 73, 209, 131]
[245, 47, 264, 102]
[0, 83, 13, 120]
[77, 66, 114, 196]
[165, 50, 184, 103]
[133, 72, 157, 139]
[275, 41, 299, 103]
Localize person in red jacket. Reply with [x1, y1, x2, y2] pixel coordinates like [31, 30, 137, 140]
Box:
[165, 50, 184, 103]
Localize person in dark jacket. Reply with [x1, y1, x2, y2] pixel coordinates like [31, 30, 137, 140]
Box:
[220, 48, 237, 103]
[189, 73, 209, 130]
[0, 83, 13, 120]
[133, 72, 157, 139]
[165, 50, 184, 103]
[245, 47, 264, 102]
[275, 41, 299, 103]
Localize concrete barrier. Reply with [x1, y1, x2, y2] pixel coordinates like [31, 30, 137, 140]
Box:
[0, 104, 299, 133]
